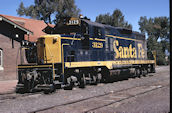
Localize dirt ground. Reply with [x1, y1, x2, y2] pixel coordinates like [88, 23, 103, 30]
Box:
[0, 66, 170, 113]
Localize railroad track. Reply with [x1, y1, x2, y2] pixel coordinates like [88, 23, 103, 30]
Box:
[30, 78, 169, 113]
[0, 91, 42, 103]
[85, 84, 168, 113]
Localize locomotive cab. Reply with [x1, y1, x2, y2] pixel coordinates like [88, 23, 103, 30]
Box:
[37, 35, 61, 64]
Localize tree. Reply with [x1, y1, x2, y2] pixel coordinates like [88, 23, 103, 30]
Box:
[138, 16, 170, 65]
[17, 2, 25, 16]
[95, 9, 132, 29]
[17, 0, 80, 24]
[54, 0, 80, 23]
[95, 13, 112, 25]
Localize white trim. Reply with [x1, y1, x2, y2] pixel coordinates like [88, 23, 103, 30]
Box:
[0, 15, 33, 35]
[0, 49, 3, 70]
[0, 67, 4, 70]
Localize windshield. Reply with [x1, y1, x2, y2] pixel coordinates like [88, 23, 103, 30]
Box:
[55, 25, 81, 35]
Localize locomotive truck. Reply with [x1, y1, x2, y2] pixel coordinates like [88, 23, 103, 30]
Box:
[16, 17, 156, 93]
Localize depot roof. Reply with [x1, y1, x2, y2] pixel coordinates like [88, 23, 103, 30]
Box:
[0, 14, 54, 42]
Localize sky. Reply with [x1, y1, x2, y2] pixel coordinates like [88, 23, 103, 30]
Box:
[0, 0, 169, 32]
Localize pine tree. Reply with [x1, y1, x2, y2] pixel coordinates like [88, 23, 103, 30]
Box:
[95, 9, 132, 29]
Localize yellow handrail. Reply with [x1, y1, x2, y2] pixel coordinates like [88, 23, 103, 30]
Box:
[61, 43, 70, 75]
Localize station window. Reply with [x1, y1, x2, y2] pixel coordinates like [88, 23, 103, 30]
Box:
[0, 49, 3, 70]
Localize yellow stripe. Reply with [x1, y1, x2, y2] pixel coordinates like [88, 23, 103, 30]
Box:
[61, 37, 81, 40]
[17, 60, 155, 69]
[65, 60, 155, 69]
[17, 65, 53, 68]
[90, 38, 106, 41]
[61, 37, 106, 42]
[94, 38, 106, 41]
[61, 35, 141, 42]
[106, 35, 142, 42]
[41, 35, 140, 42]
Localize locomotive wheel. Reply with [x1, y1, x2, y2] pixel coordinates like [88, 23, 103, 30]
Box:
[44, 89, 50, 94]
[91, 73, 102, 85]
[135, 68, 141, 78]
[142, 69, 145, 77]
[64, 77, 74, 90]
[147, 65, 151, 73]
[91, 75, 97, 85]
[79, 73, 86, 88]
[64, 82, 74, 90]
[100, 75, 107, 83]
[16, 88, 25, 94]
[145, 68, 148, 76]
[142, 67, 148, 77]
[104, 75, 113, 83]
[150, 64, 156, 73]
[132, 69, 137, 78]
[97, 73, 102, 83]
[103, 69, 112, 83]
[44, 89, 54, 94]
[44, 85, 55, 94]
[24, 80, 32, 93]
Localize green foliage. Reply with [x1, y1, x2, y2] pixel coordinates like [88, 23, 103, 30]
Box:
[146, 35, 157, 59]
[17, 2, 25, 16]
[138, 16, 169, 65]
[17, 0, 80, 24]
[95, 9, 132, 29]
[154, 41, 166, 65]
[54, 0, 81, 23]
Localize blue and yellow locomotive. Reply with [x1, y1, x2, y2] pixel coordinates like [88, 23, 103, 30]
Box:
[16, 17, 156, 93]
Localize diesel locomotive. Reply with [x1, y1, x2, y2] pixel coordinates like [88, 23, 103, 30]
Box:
[16, 17, 156, 93]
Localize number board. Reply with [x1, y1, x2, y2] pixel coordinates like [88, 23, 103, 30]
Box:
[66, 18, 80, 25]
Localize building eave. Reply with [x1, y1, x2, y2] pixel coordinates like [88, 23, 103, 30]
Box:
[0, 15, 33, 35]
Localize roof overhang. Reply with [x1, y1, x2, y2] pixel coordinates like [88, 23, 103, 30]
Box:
[0, 15, 33, 35]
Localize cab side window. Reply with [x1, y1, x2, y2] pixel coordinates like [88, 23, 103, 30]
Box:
[81, 22, 89, 36]
[105, 28, 110, 35]
[93, 27, 102, 38]
[81, 22, 90, 50]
